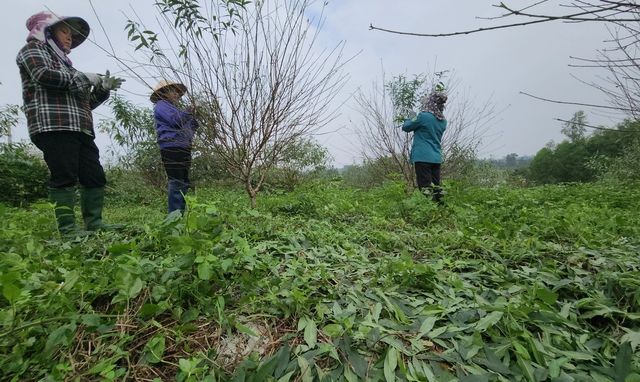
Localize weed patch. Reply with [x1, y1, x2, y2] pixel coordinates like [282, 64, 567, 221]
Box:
[1, 182, 640, 381]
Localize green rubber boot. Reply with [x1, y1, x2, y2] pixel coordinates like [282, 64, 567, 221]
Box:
[80, 187, 124, 231]
[49, 187, 89, 237]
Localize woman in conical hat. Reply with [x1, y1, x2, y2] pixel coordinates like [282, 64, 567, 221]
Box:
[16, 10, 125, 236]
[151, 80, 199, 215]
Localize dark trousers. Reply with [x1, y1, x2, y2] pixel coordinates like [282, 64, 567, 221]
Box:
[161, 147, 192, 214]
[160, 147, 192, 182]
[415, 162, 443, 204]
[31, 131, 106, 189]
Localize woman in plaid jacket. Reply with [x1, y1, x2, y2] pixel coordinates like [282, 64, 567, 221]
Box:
[16, 11, 125, 236]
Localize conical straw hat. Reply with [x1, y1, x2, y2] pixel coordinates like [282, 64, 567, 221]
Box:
[150, 80, 187, 103]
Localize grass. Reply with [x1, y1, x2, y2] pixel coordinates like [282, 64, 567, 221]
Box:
[1, 180, 639, 381]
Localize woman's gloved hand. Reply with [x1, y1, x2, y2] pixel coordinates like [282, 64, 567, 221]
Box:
[83, 72, 102, 86]
[101, 70, 126, 91]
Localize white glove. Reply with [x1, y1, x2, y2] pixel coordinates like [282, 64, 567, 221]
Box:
[101, 70, 126, 91]
[83, 72, 102, 87]
[408, 110, 417, 118]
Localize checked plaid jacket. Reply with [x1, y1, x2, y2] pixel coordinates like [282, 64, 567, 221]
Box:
[16, 40, 110, 138]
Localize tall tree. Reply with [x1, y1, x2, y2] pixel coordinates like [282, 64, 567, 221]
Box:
[505, 153, 518, 167]
[353, 73, 416, 190]
[561, 110, 588, 142]
[125, 0, 348, 207]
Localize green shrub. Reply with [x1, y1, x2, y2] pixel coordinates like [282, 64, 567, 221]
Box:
[0, 143, 48, 206]
[589, 137, 640, 182]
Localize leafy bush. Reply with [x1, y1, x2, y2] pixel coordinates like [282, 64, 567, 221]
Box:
[340, 159, 407, 190]
[98, 95, 169, 190]
[0, 143, 48, 206]
[589, 136, 640, 182]
[262, 137, 332, 192]
[340, 162, 380, 190]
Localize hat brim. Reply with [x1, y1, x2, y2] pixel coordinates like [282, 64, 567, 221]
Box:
[50, 17, 90, 49]
[150, 83, 188, 103]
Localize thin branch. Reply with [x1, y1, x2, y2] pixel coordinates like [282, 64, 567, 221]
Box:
[88, 0, 116, 55]
[519, 91, 635, 112]
[480, 0, 550, 21]
[369, 18, 555, 38]
[554, 118, 640, 132]
[369, 1, 637, 37]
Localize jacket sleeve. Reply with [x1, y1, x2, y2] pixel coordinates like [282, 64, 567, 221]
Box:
[16, 42, 91, 95]
[89, 88, 110, 110]
[402, 115, 420, 132]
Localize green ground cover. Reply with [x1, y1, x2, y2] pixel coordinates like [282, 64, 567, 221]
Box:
[1, 181, 639, 381]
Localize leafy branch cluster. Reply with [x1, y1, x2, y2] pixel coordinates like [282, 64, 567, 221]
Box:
[0, 104, 21, 141]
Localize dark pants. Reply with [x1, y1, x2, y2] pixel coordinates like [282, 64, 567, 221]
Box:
[160, 147, 192, 182]
[160, 147, 191, 213]
[31, 131, 106, 189]
[415, 162, 443, 204]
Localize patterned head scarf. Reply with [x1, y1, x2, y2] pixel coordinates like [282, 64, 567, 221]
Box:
[25, 11, 90, 66]
[421, 91, 448, 121]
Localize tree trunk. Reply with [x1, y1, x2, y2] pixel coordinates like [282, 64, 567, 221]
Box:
[245, 181, 257, 209]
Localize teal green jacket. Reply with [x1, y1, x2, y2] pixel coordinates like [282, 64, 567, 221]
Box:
[402, 112, 447, 164]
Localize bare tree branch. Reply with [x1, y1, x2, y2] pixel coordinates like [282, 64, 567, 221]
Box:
[519, 91, 633, 111]
[370, 1, 640, 126]
[369, 1, 638, 37]
[554, 117, 640, 131]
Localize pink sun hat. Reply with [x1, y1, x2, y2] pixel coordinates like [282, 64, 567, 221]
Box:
[26, 11, 90, 49]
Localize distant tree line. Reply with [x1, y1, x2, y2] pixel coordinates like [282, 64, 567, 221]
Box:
[483, 154, 533, 169]
[521, 112, 640, 185]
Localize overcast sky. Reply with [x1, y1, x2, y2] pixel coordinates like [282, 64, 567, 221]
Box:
[1, 1, 624, 166]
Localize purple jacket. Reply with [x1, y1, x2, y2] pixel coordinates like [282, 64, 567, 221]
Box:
[153, 99, 199, 149]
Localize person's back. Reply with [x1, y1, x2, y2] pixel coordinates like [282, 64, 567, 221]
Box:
[402, 111, 447, 164]
[402, 92, 448, 204]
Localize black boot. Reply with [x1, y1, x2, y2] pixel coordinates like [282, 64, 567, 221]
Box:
[49, 187, 89, 237]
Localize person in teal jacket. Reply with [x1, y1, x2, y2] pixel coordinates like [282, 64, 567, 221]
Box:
[402, 91, 448, 204]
